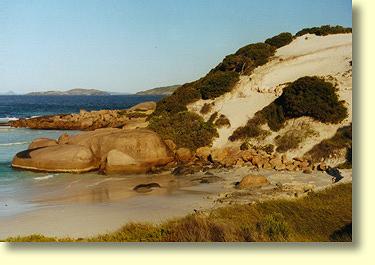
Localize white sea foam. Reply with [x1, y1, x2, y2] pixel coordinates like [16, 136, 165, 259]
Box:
[0, 117, 19, 122]
[34, 174, 57, 181]
[0, 141, 29, 146]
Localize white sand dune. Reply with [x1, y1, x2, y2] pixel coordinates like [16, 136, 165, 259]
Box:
[189, 33, 352, 156]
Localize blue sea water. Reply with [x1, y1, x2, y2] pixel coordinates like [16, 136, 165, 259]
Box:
[0, 95, 163, 119]
[0, 95, 163, 217]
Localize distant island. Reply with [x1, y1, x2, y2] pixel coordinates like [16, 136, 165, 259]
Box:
[27, 88, 110, 96]
[136, 85, 180, 95]
[0, 90, 16, 95]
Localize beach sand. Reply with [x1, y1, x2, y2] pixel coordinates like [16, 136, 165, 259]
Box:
[0, 167, 352, 239]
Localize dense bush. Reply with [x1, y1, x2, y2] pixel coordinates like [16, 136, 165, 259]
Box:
[265, 32, 293, 48]
[278, 76, 347, 123]
[148, 111, 218, 150]
[215, 54, 253, 73]
[199, 71, 240, 100]
[258, 102, 286, 131]
[235, 43, 276, 64]
[305, 124, 352, 164]
[153, 81, 202, 115]
[295, 25, 352, 37]
[214, 43, 276, 75]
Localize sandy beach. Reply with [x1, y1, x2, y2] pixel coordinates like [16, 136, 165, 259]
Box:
[0, 166, 352, 239]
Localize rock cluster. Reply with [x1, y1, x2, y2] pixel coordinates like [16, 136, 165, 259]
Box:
[192, 146, 326, 172]
[12, 128, 174, 174]
[10, 101, 156, 131]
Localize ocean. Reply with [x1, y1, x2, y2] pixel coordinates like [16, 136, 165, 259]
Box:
[0, 95, 163, 120]
[0, 95, 163, 217]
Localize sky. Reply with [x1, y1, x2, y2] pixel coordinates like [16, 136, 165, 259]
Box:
[0, 0, 352, 94]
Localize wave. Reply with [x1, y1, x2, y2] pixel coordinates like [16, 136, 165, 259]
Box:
[0, 141, 29, 146]
[34, 174, 57, 181]
[0, 117, 19, 122]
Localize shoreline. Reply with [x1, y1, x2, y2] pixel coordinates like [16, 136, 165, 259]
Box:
[0, 166, 352, 239]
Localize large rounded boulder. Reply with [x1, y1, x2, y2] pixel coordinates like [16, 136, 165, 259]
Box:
[12, 145, 98, 173]
[105, 149, 147, 174]
[12, 128, 174, 174]
[28, 138, 58, 149]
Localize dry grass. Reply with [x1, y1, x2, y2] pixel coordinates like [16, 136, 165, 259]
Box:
[275, 123, 318, 153]
[5, 183, 352, 242]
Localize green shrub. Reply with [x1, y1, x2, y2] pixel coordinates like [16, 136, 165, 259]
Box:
[199, 71, 240, 100]
[213, 42, 276, 75]
[153, 82, 201, 115]
[265, 32, 293, 48]
[229, 117, 269, 141]
[214, 114, 231, 128]
[235, 43, 276, 65]
[295, 25, 352, 37]
[278, 76, 347, 123]
[215, 54, 254, 73]
[148, 111, 218, 150]
[259, 102, 286, 131]
[305, 124, 352, 164]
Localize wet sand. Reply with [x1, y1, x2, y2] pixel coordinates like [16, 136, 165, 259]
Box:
[0, 167, 352, 239]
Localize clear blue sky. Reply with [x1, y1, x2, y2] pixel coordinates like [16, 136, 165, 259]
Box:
[0, 0, 352, 94]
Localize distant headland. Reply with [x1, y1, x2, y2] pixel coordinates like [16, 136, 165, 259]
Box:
[26, 88, 110, 96]
[136, 85, 180, 95]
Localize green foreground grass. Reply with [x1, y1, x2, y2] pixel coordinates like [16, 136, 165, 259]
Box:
[5, 183, 352, 242]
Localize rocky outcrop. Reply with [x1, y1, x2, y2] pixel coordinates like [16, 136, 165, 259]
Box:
[10, 101, 156, 131]
[176, 148, 193, 162]
[12, 128, 174, 174]
[105, 149, 146, 174]
[12, 145, 98, 173]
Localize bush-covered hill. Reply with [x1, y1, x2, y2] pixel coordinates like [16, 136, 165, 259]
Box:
[149, 25, 351, 150]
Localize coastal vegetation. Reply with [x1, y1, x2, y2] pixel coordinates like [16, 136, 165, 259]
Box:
[149, 26, 351, 149]
[6, 183, 352, 242]
[229, 76, 348, 141]
[265, 32, 294, 48]
[275, 124, 318, 153]
[306, 124, 352, 166]
[149, 37, 280, 149]
[295, 25, 352, 37]
[214, 114, 231, 128]
[148, 111, 218, 150]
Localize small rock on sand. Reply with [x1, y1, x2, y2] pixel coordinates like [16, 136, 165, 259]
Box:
[236, 175, 270, 189]
[133, 183, 161, 193]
